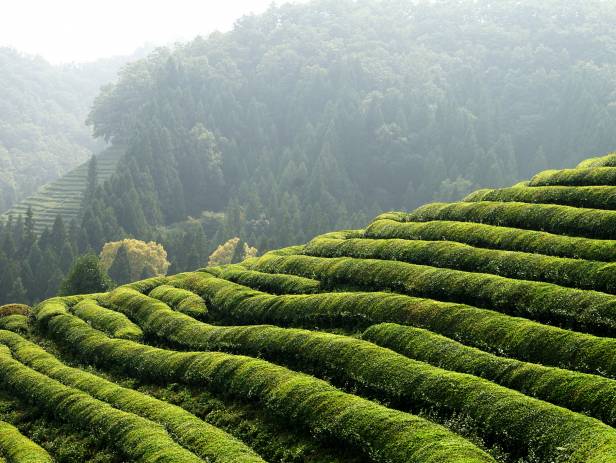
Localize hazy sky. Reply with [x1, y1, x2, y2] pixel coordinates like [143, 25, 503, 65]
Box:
[0, 1, 299, 64]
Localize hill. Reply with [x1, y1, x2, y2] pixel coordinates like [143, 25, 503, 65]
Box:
[0, 147, 124, 234]
[79, 0, 616, 264]
[3, 153, 616, 461]
[0, 47, 147, 212]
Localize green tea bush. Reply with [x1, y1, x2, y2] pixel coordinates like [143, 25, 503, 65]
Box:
[304, 235, 616, 293]
[577, 153, 616, 168]
[206, 265, 321, 294]
[465, 185, 616, 210]
[148, 285, 207, 318]
[0, 305, 30, 318]
[0, 330, 266, 463]
[35, 299, 495, 463]
[72, 299, 143, 340]
[408, 201, 616, 239]
[365, 217, 616, 261]
[530, 167, 616, 186]
[0, 342, 203, 463]
[74, 289, 616, 462]
[0, 316, 29, 334]
[250, 253, 616, 335]
[0, 419, 52, 463]
[361, 323, 616, 425]
[178, 271, 616, 378]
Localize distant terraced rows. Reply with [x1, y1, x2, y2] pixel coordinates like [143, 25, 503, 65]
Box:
[4, 153, 616, 461]
[0, 147, 123, 233]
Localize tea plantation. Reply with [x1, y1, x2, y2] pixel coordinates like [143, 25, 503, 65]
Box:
[5, 153, 616, 461]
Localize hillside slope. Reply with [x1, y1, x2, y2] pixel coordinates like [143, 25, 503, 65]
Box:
[4, 153, 616, 461]
[0, 147, 123, 233]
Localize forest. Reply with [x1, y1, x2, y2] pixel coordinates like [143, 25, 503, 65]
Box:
[3, 0, 616, 304]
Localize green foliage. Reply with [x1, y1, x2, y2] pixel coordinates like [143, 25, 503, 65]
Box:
[366, 216, 616, 261]
[98, 286, 616, 462]
[147, 285, 207, 318]
[304, 234, 616, 293]
[466, 185, 616, 211]
[249, 252, 616, 336]
[0, 419, 52, 463]
[71, 299, 142, 340]
[0, 315, 29, 334]
[577, 153, 616, 168]
[0, 338, 204, 462]
[408, 201, 616, 239]
[60, 254, 112, 296]
[206, 265, 321, 295]
[362, 323, 616, 426]
[529, 167, 616, 186]
[106, 244, 131, 286]
[35, 298, 494, 463]
[0, 330, 266, 463]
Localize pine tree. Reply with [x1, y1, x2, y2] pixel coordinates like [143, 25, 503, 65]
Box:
[108, 244, 132, 285]
[60, 254, 112, 296]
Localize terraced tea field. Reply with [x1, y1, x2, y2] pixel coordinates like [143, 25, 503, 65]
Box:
[0, 147, 123, 233]
[5, 153, 616, 461]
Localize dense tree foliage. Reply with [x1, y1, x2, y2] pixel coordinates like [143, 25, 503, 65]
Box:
[0, 47, 148, 212]
[81, 0, 616, 266]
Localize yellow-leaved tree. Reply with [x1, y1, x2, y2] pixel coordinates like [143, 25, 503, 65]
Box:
[100, 239, 170, 284]
[208, 237, 258, 267]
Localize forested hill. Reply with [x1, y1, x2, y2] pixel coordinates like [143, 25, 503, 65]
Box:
[83, 0, 616, 256]
[0, 47, 146, 212]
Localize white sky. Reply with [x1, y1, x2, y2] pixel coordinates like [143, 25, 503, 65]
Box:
[0, 0, 299, 64]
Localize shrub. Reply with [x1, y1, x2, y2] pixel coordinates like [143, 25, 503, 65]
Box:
[0, 419, 52, 463]
[529, 167, 616, 186]
[361, 323, 616, 425]
[35, 298, 495, 463]
[148, 285, 207, 318]
[89, 288, 616, 462]
[0, 315, 29, 333]
[365, 217, 616, 261]
[0, 343, 204, 462]
[249, 253, 616, 335]
[0, 304, 31, 318]
[0, 329, 266, 463]
[407, 201, 616, 239]
[206, 265, 321, 294]
[577, 152, 616, 168]
[177, 271, 616, 378]
[71, 299, 143, 340]
[465, 185, 616, 211]
[304, 234, 616, 293]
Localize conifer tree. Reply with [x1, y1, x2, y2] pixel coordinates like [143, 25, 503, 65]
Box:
[108, 244, 132, 285]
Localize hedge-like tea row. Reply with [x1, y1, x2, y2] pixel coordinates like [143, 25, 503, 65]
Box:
[304, 235, 616, 293]
[0, 342, 204, 463]
[0, 329, 266, 463]
[100, 286, 616, 461]
[465, 185, 616, 211]
[72, 299, 143, 340]
[35, 300, 495, 463]
[177, 271, 616, 378]
[121, 275, 169, 293]
[577, 152, 616, 168]
[408, 201, 616, 239]
[0, 316, 28, 334]
[148, 285, 207, 318]
[206, 265, 321, 294]
[0, 419, 52, 463]
[365, 217, 616, 261]
[0, 305, 30, 318]
[529, 167, 616, 186]
[361, 323, 616, 425]
[249, 252, 616, 335]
